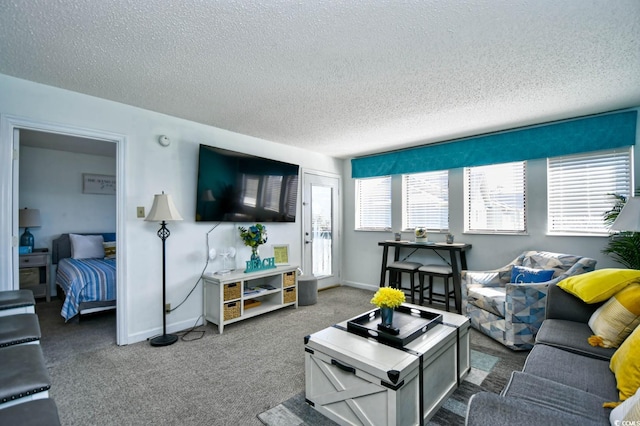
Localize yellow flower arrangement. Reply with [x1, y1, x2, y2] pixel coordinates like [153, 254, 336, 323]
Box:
[370, 287, 406, 309]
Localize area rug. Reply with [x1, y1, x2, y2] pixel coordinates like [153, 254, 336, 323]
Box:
[258, 346, 526, 426]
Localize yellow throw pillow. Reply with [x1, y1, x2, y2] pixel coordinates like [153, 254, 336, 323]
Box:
[610, 324, 640, 403]
[557, 269, 640, 304]
[588, 283, 640, 348]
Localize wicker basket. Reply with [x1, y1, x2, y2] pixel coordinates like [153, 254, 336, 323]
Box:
[283, 272, 295, 288]
[283, 287, 297, 304]
[223, 301, 241, 320]
[223, 282, 241, 301]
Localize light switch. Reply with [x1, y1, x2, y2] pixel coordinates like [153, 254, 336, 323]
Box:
[137, 207, 145, 218]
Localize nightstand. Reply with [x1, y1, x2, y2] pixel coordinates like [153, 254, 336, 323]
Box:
[19, 250, 50, 302]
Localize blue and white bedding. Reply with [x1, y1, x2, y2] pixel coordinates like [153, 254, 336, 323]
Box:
[56, 258, 116, 321]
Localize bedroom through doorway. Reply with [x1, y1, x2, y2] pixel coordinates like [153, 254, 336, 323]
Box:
[9, 121, 126, 345]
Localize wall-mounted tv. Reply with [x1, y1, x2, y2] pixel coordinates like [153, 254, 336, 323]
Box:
[195, 144, 300, 222]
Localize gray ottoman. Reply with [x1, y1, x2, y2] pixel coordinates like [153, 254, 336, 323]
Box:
[298, 275, 318, 306]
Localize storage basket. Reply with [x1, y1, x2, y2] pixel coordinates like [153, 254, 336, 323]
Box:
[283, 272, 295, 288]
[19, 268, 39, 286]
[223, 301, 241, 320]
[283, 287, 297, 304]
[223, 282, 241, 301]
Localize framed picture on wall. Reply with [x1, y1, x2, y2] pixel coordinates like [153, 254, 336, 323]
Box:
[272, 244, 289, 266]
[82, 173, 116, 195]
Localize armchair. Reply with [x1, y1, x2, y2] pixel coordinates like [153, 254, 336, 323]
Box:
[461, 251, 596, 350]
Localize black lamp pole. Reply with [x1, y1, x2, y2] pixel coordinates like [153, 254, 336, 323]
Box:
[150, 220, 178, 347]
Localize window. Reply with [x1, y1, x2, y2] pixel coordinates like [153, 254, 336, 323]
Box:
[355, 176, 391, 230]
[402, 170, 449, 231]
[548, 148, 633, 234]
[465, 161, 526, 233]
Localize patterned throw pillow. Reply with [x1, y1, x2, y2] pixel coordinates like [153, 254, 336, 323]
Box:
[610, 390, 640, 424]
[588, 283, 640, 348]
[103, 241, 116, 259]
[510, 265, 555, 284]
[609, 324, 640, 404]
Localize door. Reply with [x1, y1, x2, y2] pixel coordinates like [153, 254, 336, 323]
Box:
[302, 171, 340, 289]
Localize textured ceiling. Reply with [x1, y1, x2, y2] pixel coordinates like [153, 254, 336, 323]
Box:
[1, 1, 639, 159]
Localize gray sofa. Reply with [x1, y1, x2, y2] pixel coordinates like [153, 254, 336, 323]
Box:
[466, 282, 618, 425]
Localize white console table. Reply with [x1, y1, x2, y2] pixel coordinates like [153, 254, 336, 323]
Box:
[203, 265, 298, 334]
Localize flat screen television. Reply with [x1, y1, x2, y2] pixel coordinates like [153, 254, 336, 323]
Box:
[195, 144, 300, 222]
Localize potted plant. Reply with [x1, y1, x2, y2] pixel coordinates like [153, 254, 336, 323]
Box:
[602, 193, 640, 269]
[370, 287, 406, 331]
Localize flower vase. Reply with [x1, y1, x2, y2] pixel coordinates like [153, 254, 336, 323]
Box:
[251, 246, 260, 262]
[378, 306, 400, 335]
[380, 307, 394, 326]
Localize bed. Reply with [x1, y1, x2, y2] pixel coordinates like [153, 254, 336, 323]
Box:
[52, 233, 117, 321]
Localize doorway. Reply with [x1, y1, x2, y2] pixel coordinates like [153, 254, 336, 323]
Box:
[1, 115, 127, 345]
[301, 171, 341, 289]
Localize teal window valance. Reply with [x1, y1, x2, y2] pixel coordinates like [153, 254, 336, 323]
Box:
[351, 110, 638, 178]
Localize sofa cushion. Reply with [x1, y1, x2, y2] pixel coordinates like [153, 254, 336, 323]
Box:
[588, 283, 640, 348]
[523, 344, 618, 401]
[536, 319, 616, 361]
[557, 268, 640, 304]
[502, 371, 610, 423]
[510, 266, 555, 283]
[467, 286, 505, 317]
[610, 324, 640, 403]
[466, 392, 604, 426]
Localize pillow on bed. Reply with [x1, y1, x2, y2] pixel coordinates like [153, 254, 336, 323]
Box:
[70, 234, 105, 259]
[103, 241, 116, 259]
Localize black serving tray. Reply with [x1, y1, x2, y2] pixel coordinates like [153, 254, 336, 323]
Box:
[346, 305, 443, 348]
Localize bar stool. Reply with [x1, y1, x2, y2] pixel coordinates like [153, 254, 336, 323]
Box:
[418, 264, 455, 311]
[0, 290, 35, 318]
[386, 261, 422, 303]
[0, 314, 41, 348]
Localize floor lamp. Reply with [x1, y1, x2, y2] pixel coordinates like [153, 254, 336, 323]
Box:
[145, 192, 183, 347]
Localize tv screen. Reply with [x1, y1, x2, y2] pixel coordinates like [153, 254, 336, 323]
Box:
[195, 144, 300, 222]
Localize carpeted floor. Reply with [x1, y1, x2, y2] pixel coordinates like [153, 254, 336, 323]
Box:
[35, 286, 527, 425]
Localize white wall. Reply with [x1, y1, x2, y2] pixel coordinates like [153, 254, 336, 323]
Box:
[19, 145, 117, 295]
[0, 73, 343, 344]
[342, 122, 640, 291]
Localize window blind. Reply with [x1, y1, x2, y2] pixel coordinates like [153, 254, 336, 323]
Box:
[402, 170, 449, 231]
[355, 176, 392, 230]
[465, 162, 526, 233]
[548, 148, 632, 234]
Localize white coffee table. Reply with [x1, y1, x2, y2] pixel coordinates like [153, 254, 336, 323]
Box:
[304, 304, 470, 426]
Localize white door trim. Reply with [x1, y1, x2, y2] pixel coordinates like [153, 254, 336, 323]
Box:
[0, 114, 128, 345]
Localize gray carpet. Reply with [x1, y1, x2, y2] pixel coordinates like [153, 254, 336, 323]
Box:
[34, 287, 527, 425]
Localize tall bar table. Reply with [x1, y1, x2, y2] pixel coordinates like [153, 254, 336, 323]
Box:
[378, 241, 472, 313]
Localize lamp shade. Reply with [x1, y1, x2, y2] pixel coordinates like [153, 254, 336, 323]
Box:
[19, 208, 41, 228]
[611, 197, 640, 232]
[201, 189, 216, 202]
[145, 193, 183, 222]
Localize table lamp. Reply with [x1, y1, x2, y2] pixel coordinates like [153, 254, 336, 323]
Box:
[19, 208, 41, 251]
[145, 192, 183, 347]
[611, 197, 640, 232]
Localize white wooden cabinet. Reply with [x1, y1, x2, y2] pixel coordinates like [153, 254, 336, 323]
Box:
[202, 265, 298, 334]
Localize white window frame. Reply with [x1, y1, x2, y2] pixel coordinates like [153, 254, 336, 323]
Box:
[464, 161, 527, 234]
[547, 147, 633, 235]
[402, 170, 449, 232]
[355, 176, 392, 231]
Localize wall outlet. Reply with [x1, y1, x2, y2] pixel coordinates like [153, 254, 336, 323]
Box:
[165, 303, 171, 313]
[136, 206, 145, 218]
